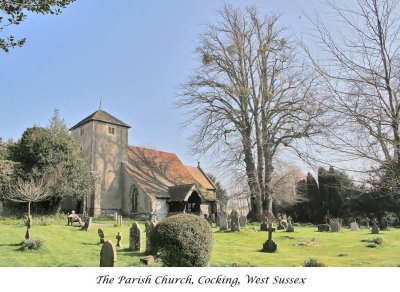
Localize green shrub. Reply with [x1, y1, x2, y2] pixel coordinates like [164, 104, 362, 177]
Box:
[19, 238, 44, 251]
[302, 258, 325, 267]
[151, 214, 213, 267]
[366, 243, 378, 248]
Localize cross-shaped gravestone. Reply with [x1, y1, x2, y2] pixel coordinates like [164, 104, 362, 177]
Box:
[323, 215, 329, 224]
[98, 228, 105, 243]
[262, 223, 277, 252]
[116, 232, 122, 248]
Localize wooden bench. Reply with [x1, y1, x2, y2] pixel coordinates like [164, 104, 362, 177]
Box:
[67, 211, 84, 226]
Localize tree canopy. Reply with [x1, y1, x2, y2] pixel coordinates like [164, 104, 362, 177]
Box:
[0, 0, 75, 52]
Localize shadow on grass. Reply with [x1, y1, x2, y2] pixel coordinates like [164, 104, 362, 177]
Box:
[81, 242, 99, 246]
[0, 242, 24, 247]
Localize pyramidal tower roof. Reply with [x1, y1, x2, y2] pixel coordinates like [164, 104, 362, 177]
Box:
[70, 109, 131, 130]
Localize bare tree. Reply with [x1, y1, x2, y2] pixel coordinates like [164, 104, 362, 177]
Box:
[306, 0, 400, 178]
[179, 5, 323, 218]
[3, 169, 56, 239]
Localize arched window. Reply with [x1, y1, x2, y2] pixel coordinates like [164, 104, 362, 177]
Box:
[130, 185, 139, 213]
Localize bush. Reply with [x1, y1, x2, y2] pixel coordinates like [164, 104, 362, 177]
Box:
[151, 214, 213, 267]
[19, 238, 44, 251]
[302, 258, 325, 267]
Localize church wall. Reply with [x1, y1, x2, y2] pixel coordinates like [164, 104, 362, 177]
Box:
[156, 199, 168, 219]
[121, 169, 154, 217]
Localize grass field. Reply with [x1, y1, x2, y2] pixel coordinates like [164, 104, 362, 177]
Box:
[1, 216, 400, 267]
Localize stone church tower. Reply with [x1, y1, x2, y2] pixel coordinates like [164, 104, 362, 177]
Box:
[69, 109, 130, 216]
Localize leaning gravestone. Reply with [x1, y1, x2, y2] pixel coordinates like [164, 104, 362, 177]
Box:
[260, 221, 268, 231]
[262, 223, 277, 253]
[330, 219, 340, 232]
[100, 240, 117, 267]
[317, 224, 331, 232]
[286, 217, 294, 232]
[230, 210, 240, 232]
[380, 217, 388, 230]
[129, 221, 142, 251]
[350, 221, 359, 231]
[98, 228, 105, 243]
[219, 212, 228, 231]
[239, 215, 247, 227]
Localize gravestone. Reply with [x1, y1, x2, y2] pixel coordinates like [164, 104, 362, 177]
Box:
[281, 220, 288, 229]
[350, 221, 359, 231]
[117, 215, 123, 226]
[145, 221, 156, 254]
[260, 221, 268, 231]
[114, 212, 118, 222]
[230, 210, 240, 232]
[219, 212, 228, 231]
[323, 214, 329, 224]
[262, 223, 277, 253]
[116, 232, 122, 249]
[239, 215, 247, 227]
[330, 219, 340, 232]
[286, 217, 294, 232]
[98, 228, 105, 243]
[364, 217, 370, 228]
[100, 240, 117, 267]
[277, 219, 285, 230]
[380, 217, 388, 230]
[129, 221, 142, 251]
[317, 224, 331, 232]
[140, 255, 155, 265]
[83, 217, 92, 231]
[372, 219, 380, 234]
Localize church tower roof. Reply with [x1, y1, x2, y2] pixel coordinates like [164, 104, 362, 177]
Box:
[70, 109, 131, 130]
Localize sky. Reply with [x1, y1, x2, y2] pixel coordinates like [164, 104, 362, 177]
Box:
[0, 0, 343, 177]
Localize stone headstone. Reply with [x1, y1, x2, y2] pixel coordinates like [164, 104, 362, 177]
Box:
[219, 212, 228, 231]
[379, 217, 388, 230]
[239, 215, 247, 227]
[323, 215, 329, 224]
[129, 221, 142, 251]
[286, 217, 294, 232]
[372, 219, 380, 234]
[277, 219, 285, 230]
[262, 223, 277, 253]
[114, 212, 118, 221]
[100, 240, 117, 267]
[317, 224, 331, 232]
[230, 210, 240, 232]
[330, 219, 340, 232]
[116, 232, 122, 249]
[364, 217, 370, 228]
[145, 221, 156, 254]
[140, 255, 155, 265]
[350, 221, 359, 231]
[83, 217, 92, 231]
[260, 221, 268, 231]
[281, 220, 288, 229]
[98, 228, 105, 243]
[117, 215, 123, 226]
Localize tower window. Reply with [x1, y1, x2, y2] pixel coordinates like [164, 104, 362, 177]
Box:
[108, 126, 115, 135]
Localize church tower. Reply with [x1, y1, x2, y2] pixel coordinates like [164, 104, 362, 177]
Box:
[70, 109, 131, 216]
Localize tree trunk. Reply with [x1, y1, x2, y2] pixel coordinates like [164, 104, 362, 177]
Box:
[263, 151, 274, 216]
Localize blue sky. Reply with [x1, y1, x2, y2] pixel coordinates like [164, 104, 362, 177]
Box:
[0, 0, 334, 172]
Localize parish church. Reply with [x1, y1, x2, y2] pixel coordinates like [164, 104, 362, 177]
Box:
[61, 109, 217, 220]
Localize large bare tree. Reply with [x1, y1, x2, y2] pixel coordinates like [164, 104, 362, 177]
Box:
[180, 5, 323, 218]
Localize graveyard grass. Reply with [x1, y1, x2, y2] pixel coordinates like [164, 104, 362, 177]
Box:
[1, 217, 400, 267]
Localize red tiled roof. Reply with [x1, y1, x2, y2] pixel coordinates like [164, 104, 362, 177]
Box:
[124, 146, 197, 199]
[185, 165, 216, 190]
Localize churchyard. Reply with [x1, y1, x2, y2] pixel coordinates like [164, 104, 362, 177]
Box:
[1, 215, 400, 267]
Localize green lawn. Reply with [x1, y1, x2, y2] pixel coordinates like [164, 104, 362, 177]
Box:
[1, 217, 399, 267]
